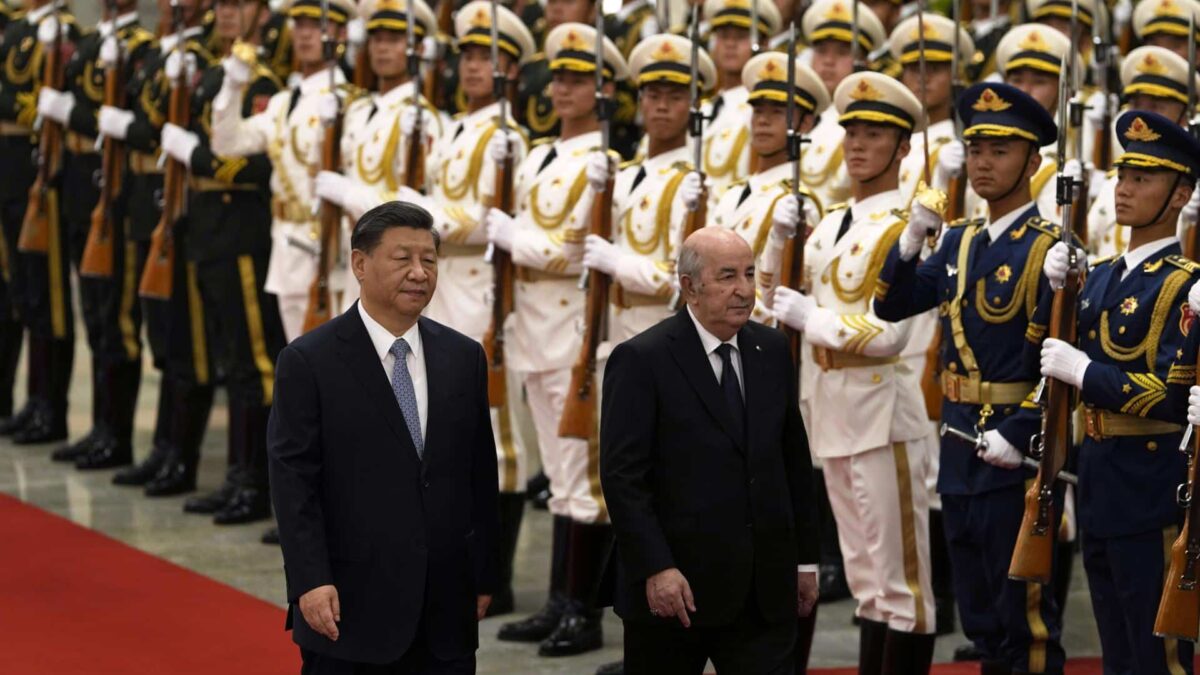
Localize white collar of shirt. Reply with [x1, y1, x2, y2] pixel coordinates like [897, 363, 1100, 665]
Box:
[985, 201, 1035, 242]
[299, 65, 346, 96]
[556, 130, 600, 155]
[357, 302, 427, 439]
[750, 162, 792, 191]
[26, 2, 60, 24]
[688, 305, 740, 356]
[358, 301, 423, 366]
[1119, 236, 1177, 278]
[848, 190, 901, 218]
[159, 25, 204, 53]
[376, 80, 416, 107]
[643, 145, 690, 172]
[99, 11, 139, 35]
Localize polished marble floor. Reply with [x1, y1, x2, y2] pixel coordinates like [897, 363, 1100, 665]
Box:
[0, 345, 1104, 673]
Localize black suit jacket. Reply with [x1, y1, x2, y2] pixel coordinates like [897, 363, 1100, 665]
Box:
[600, 310, 818, 626]
[268, 306, 498, 664]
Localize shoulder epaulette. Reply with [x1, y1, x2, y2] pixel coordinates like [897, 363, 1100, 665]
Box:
[1166, 254, 1200, 273]
[337, 82, 367, 104]
[1024, 216, 1060, 238]
[947, 217, 985, 229]
[531, 136, 555, 147]
[619, 155, 644, 170]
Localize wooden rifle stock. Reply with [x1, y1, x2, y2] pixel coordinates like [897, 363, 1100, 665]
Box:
[484, 150, 515, 408]
[81, 44, 127, 279]
[404, 110, 426, 190]
[558, 175, 613, 440]
[301, 113, 344, 334]
[1187, 216, 1200, 262]
[1070, 174, 1089, 248]
[424, 0, 454, 110]
[778, 222, 805, 368]
[138, 61, 191, 299]
[18, 24, 66, 254]
[1009, 266, 1078, 583]
[1154, 375, 1200, 640]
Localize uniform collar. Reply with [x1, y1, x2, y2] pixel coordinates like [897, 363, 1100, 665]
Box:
[160, 25, 204, 54]
[299, 65, 346, 96]
[849, 189, 901, 218]
[376, 80, 416, 107]
[556, 130, 601, 154]
[643, 144, 690, 171]
[25, 2, 59, 24]
[1119, 236, 1177, 274]
[750, 161, 792, 190]
[984, 201, 1035, 241]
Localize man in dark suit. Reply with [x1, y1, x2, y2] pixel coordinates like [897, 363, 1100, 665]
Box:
[600, 227, 820, 674]
[268, 202, 498, 674]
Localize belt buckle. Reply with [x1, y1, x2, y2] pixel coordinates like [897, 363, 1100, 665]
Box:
[1084, 409, 1103, 441]
[813, 347, 833, 371]
[943, 374, 960, 402]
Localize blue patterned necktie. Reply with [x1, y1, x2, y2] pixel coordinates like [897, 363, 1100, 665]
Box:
[389, 338, 423, 458]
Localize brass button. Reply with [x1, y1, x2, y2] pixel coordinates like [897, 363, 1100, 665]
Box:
[1118, 326, 1126, 334]
[993, 296, 1001, 305]
[1088, 330, 1097, 339]
[222, 193, 232, 204]
[1004, 407, 1013, 415]
[949, 363, 958, 372]
[559, 299, 568, 306]
[871, 374, 882, 383]
[962, 299, 968, 307]
[1148, 441, 1158, 451]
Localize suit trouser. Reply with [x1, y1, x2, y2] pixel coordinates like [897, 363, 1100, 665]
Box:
[0, 193, 27, 416]
[520, 367, 606, 523]
[822, 437, 936, 634]
[19, 184, 75, 419]
[942, 485, 1066, 673]
[1083, 526, 1194, 675]
[623, 598, 795, 675]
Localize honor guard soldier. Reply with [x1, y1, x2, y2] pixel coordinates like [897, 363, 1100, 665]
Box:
[515, 0, 597, 146]
[771, 71, 938, 672]
[1087, 47, 1199, 259]
[1039, 110, 1200, 675]
[149, 0, 287, 526]
[259, 3, 295, 82]
[37, 2, 151, 467]
[888, 13, 975, 205]
[801, 0, 886, 211]
[484, 21, 629, 657]
[608, 0, 656, 60]
[698, 0, 782, 211]
[861, 0, 903, 78]
[1026, 0, 1099, 58]
[874, 83, 1068, 674]
[966, 0, 1015, 83]
[0, 2, 79, 445]
[1132, 0, 1200, 61]
[210, 0, 355, 342]
[370, 0, 537, 617]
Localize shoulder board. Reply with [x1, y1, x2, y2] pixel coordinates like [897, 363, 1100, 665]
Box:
[531, 137, 556, 147]
[1090, 255, 1118, 266]
[947, 217, 985, 229]
[618, 155, 643, 170]
[337, 82, 367, 103]
[1024, 217, 1060, 238]
[1166, 255, 1200, 273]
[528, 51, 546, 63]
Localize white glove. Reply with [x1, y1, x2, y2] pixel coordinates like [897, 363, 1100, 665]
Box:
[979, 429, 1023, 469]
[36, 88, 73, 124]
[1187, 385, 1200, 427]
[165, 50, 183, 80]
[400, 106, 428, 138]
[221, 54, 252, 88]
[314, 171, 352, 208]
[317, 93, 339, 125]
[771, 195, 800, 239]
[485, 208, 516, 252]
[98, 36, 119, 69]
[1113, 0, 1133, 26]
[899, 201, 942, 261]
[97, 106, 134, 141]
[771, 286, 816, 332]
[1084, 92, 1117, 128]
[1041, 338, 1091, 388]
[583, 234, 624, 276]
[421, 36, 440, 62]
[1189, 277, 1200, 315]
[680, 171, 703, 212]
[37, 15, 61, 44]
[937, 140, 964, 180]
[395, 184, 434, 213]
[160, 122, 199, 167]
[346, 18, 366, 46]
[487, 130, 520, 163]
[1042, 241, 1086, 291]
[1183, 187, 1200, 225]
[585, 152, 611, 193]
[1062, 158, 1084, 184]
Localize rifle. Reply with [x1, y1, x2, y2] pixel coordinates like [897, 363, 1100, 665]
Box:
[1184, 14, 1199, 260]
[669, 3, 707, 312]
[1090, 15, 1115, 174]
[482, 0, 514, 408]
[850, 0, 866, 72]
[1009, 22, 1082, 583]
[749, 0, 760, 56]
[301, 0, 344, 333]
[422, 0, 454, 109]
[946, 0, 967, 222]
[18, 1, 66, 254]
[777, 24, 809, 367]
[139, 0, 190, 299]
[403, 4, 426, 190]
[558, 12, 612, 441]
[941, 424, 1078, 483]
[81, 0, 126, 278]
[1154, 395, 1200, 641]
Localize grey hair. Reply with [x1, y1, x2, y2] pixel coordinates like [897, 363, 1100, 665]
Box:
[677, 241, 704, 284]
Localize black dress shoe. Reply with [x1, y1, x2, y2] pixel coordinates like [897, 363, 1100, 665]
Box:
[485, 586, 514, 617]
[261, 527, 280, 545]
[595, 662, 624, 675]
[530, 485, 552, 511]
[12, 412, 67, 445]
[183, 481, 238, 514]
[954, 642, 983, 662]
[112, 449, 169, 486]
[51, 430, 99, 463]
[0, 402, 36, 436]
[144, 458, 197, 497]
[537, 606, 603, 657]
[497, 594, 566, 642]
[74, 439, 132, 470]
[213, 488, 271, 525]
[818, 563, 852, 602]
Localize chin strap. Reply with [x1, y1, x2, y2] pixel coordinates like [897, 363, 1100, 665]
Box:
[1131, 173, 1186, 230]
[860, 131, 907, 187]
[990, 142, 1035, 204]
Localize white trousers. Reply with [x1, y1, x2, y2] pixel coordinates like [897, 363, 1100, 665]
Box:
[277, 293, 308, 344]
[823, 436, 936, 634]
[493, 365, 531, 493]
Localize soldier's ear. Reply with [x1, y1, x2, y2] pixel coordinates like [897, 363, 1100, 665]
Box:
[1025, 146, 1042, 178]
[1170, 179, 1195, 211]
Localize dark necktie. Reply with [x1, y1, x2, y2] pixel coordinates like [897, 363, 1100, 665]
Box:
[709, 94, 725, 122]
[835, 208, 854, 243]
[536, 146, 558, 175]
[366, 103, 378, 122]
[453, 122, 465, 140]
[287, 87, 301, 116]
[1103, 258, 1126, 301]
[736, 183, 752, 207]
[630, 166, 647, 192]
[715, 343, 745, 440]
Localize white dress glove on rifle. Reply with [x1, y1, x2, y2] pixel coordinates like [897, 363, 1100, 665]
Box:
[1188, 385, 1200, 426]
[98, 105, 135, 141]
[36, 88, 74, 124]
[37, 15, 61, 44]
[161, 123, 200, 168]
[899, 201, 942, 262]
[583, 234, 626, 276]
[1040, 338, 1091, 389]
[346, 17, 366, 47]
[771, 195, 799, 239]
[585, 151, 611, 193]
[315, 171, 381, 221]
[935, 140, 964, 180]
[400, 106, 429, 138]
[221, 54, 252, 88]
[98, 36, 119, 69]
[486, 130, 521, 163]
[1189, 277, 1200, 314]
[771, 286, 816, 332]
[680, 172, 703, 212]
[979, 429, 1023, 468]
[1042, 241, 1086, 291]
[395, 185, 433, 213]
[1084, 91, 1118, 129]
[316, 93, 340, 126]
[485, 208, 516, 253]
[1182, 187, 1200, 225]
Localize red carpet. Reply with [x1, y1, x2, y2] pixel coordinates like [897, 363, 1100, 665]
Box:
[811, 661, 1111, 674]
[0, 494, 298, 675]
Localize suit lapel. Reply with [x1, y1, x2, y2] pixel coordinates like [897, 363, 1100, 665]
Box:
[336, 304, 420, 460]
[738, 324, 766, 455]
[418, 318, 447, 477]
[667, 311, 746, 452]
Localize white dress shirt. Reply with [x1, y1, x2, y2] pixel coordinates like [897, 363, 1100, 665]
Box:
[358, 302, 428, 440]
[685, 306, 817, 575]
[1117, 236, 1177, 281]
[984, 201, 1036, 243]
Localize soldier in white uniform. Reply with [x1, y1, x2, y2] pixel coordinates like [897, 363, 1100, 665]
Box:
[311, 0, 443, 314]
[699, 0, 781, 211]
[210, 0, 356, 342]
[1087, 47, 1200, 259]
[801, 0, 886, 211]
[772, 71, 938, 671]
[1130, 0, 1200, 61]
[484, 21, 629, 658]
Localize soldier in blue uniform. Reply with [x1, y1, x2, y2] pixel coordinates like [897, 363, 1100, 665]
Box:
[874, 82, 1066, 675]
[1039, 109, 1200, 675]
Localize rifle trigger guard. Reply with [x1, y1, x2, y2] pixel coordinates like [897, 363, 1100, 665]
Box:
[1178, 482, 1192, 508]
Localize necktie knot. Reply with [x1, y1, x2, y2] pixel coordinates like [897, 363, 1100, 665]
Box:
[715, 342, 734, 361]
[390, 337, 411, 360]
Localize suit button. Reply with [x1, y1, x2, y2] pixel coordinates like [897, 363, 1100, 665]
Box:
[423, 481, 430, 489]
